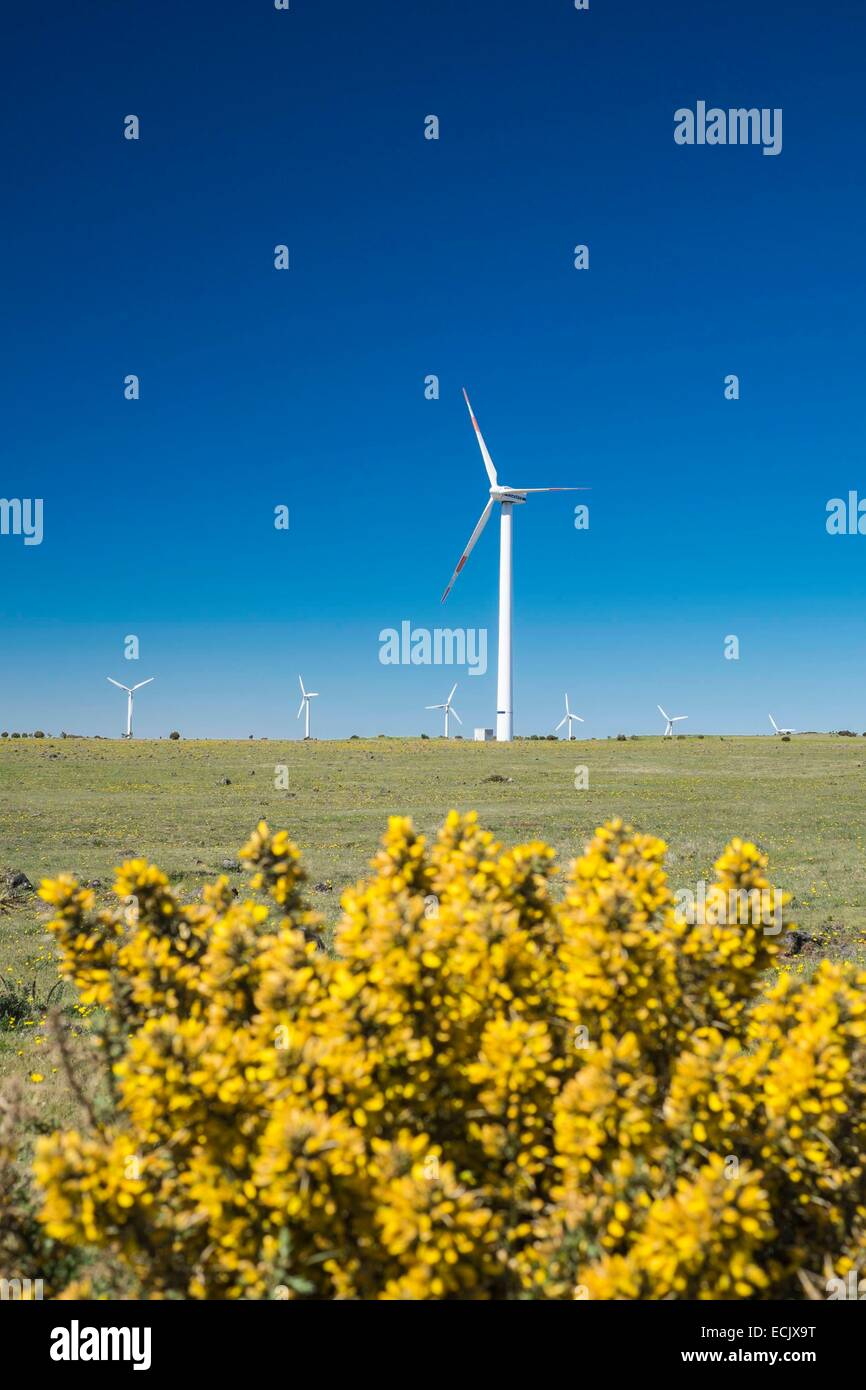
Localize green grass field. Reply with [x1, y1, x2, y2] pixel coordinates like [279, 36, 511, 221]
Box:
[1, 732, 865, 1106]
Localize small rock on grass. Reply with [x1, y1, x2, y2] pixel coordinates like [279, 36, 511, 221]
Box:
[783, 930, 822, 956]
[5, 870, 34, 892]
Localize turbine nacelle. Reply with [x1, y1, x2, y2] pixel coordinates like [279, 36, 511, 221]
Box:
[490, 485, 527, 505]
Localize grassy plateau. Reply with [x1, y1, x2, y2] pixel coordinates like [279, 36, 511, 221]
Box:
[1, 732, 864, 1120]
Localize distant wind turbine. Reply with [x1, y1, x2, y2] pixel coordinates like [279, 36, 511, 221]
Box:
[658, 703, 687, 737]
[554, 693, 584, 740]
[107, 677, 154, 739]
[297, 676, 319, 739]
[441, 390, 589, 742]
[426, 682, 462, 738]
[769, 714, 796, 736]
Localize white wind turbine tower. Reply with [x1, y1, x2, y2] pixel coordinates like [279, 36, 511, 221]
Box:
[107, 677, 154, 739]
[769, 714, 796, 736]
[554, 693, 584, 740]
[425, 682, 462, 738]
[441, 390, 588, 741]
[297, 675, 319, 739]
[658, 703, 687, 738]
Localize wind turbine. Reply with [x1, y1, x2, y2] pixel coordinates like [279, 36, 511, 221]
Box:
[769, 714, 796, 736]
[107, 677, 154, 739]
[658, 703, 687, 738]
[297, 676, 319, 739]
[425, 682, 462, 738]
[441, 390, 589, 742]
[554, 693, 584, 740]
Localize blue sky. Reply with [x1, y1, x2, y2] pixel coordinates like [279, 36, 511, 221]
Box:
[1, 0, 864, 738]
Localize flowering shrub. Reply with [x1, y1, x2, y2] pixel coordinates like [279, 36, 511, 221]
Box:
[26, 815, 866, 1299]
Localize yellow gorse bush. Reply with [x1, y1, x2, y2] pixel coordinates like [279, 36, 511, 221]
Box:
[30, 814, 866, 1299]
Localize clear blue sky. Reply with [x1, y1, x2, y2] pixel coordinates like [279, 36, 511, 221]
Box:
[2, 0, 864, 738]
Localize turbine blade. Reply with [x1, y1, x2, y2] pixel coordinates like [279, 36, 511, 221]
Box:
[298, 675, 306, 697]
[555, 716, 567, 731]
[462, 389, 498, 486]
[515, 487, 590, 492]
[451, 708, 462, 725]
[297, 698, 305, 719]
[572, 714, 584, 722]
[448, 682, 458, 703]
[131, 678, 154, 691]
[657, 705, 669, 721]
[107, 678, 130, 692]
[441, 498, 494, 602]
[426, 704, 445, 710]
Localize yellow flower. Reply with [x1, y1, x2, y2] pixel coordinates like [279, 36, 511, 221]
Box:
[21, 814, 865, 1301]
